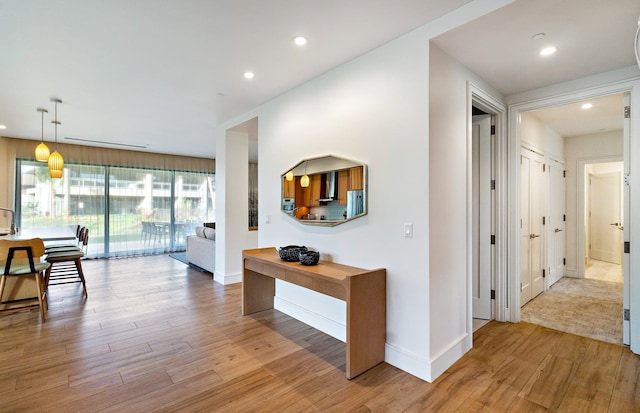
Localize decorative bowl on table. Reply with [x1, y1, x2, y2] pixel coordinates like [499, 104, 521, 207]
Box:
[278, 245, 308, 262]
[299, 250, 320, 266]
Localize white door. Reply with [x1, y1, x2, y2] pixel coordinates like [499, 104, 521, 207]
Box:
[590, 172, 622, 264]
[548, 160, 565, 287]
[472, 115, 491, 319]
[521, 148, 545, 306]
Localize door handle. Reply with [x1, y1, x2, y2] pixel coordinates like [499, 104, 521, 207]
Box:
[554, 228, 563, 233]
[529, 234, 540, 239]
[610, 223, 619, 226]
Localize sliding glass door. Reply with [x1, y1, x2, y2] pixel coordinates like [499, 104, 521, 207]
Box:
[16, 160, 215, 258]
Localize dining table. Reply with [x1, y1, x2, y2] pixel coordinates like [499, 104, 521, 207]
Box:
[6, 226, 78, 242]
[0, 226, 78, 313]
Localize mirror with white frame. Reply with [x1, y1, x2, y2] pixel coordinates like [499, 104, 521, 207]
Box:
[281, 155, 367, 226]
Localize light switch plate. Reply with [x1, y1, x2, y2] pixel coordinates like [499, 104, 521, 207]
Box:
[404, 223, 413, 238]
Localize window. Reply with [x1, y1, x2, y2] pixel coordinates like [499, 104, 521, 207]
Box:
[16, 160, 215, 258]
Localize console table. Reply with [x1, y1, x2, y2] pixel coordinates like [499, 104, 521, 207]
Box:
[242, 247, 386, 379]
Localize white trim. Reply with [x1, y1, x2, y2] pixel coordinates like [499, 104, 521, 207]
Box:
[429, 333, 472, 381]
[468, 82, 508, 324]
[274, 296, 346, 342]
[383, 332, 471, 383]
[384, 342, 433, 383]
[213, 270, 242, 285]
[507, 79, 638, 330]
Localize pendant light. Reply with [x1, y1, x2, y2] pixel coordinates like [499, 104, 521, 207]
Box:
[300, 161, 309, 187]
[285, 170, 294, 181]
[34, 108, 50, 162]
[48, 98, 64, 179]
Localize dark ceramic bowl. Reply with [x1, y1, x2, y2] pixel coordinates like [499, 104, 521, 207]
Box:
[299, 250, 320, 266]
[279, 245, 307, 262]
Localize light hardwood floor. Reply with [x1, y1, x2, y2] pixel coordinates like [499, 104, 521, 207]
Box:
[1, 255, 639, 412]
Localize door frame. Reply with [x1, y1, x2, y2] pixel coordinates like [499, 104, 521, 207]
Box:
[467, 82, 507, 329]
[472, 113, 492, 320]
[578, 157, 623, 276]
[506, 80, 638, 352]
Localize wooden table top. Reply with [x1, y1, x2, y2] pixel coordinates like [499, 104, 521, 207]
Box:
[6, 226, 77, 242]
[243, 247, 380, 282]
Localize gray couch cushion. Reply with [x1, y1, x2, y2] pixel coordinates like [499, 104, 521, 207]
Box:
[203, 227, 215, 240]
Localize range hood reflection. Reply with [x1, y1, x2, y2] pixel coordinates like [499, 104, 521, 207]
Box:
[317, 171, 337, 202]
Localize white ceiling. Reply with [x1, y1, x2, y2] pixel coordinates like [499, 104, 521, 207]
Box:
[433, 0, 640, 138]
[0, 0, 471, 159]
[1, 0, 639, 159]
[528, 93, 624, 138]
[433, 0, 640, 96]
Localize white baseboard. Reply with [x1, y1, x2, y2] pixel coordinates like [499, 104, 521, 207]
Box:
[384, 333, 471, 383]
[213, 270, 242, 285]
[384, 342, 433, 382]
[274, 296, 346, 342]
[428, 333, 472, 380]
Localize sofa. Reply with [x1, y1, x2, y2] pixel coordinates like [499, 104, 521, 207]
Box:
[186, 226, 215, 273]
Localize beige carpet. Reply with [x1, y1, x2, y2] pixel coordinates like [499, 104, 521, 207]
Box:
[521, 260, 623, 345]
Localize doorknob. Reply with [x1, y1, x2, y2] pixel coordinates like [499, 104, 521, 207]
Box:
[610, 223, 619, 226]
[529, 234, 540, 239]
[554, 228, 563, 233]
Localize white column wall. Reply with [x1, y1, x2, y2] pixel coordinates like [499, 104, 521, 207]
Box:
[214, 129, 257, 284]
[428, 44, 505, 378]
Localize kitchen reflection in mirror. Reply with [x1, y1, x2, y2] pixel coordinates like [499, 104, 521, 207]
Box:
[281, 155, 367, 226]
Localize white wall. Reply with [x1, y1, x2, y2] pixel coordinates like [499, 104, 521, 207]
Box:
[521, 113, 564, 160]
[214, 129, 258, 284]
[258, 28, 433, 378]
[428, 43, 505, 377]
[564, 131, 623, 276]
[216, 0, 519, 383]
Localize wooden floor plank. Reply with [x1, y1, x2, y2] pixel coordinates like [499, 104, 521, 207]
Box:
[0, 254, 639, 412]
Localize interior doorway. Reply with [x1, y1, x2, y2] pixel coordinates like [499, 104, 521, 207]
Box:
[471, 110, 492, 322]
[469, 84, 507, 331]
[514, 92, 628, 345]
[586, 162, 624, 269]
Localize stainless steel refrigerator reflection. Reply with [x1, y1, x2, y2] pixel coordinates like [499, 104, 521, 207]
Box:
[346, 190, 364, 218]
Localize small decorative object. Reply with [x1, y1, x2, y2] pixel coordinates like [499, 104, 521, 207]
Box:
[299, 250, 320, 266]
[279, 245, 307, 262]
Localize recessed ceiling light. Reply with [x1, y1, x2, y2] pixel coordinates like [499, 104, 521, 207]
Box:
[293, 36, 307, 46]
[581, 103, 593, 110]
[531, 33, 546, 41]
[540, 46, 557, 56]
[0, 125, 6, 130]
[243, 71, 255, 80]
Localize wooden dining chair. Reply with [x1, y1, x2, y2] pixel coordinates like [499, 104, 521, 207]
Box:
[0, 238, 50, 321]
[45, 228, 89, 297]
